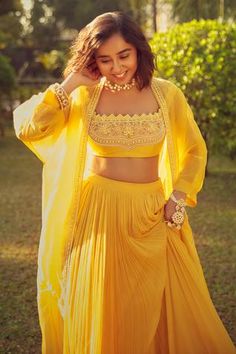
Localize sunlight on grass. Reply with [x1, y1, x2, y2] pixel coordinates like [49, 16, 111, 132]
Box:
[1, 244, 38, 260]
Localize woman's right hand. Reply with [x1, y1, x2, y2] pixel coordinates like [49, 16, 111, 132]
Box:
[61, 60, 102, 95]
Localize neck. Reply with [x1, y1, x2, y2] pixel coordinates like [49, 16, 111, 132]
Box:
[104, 77, 137, 93]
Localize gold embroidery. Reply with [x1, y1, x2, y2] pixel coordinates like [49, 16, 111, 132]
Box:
[88, 109, 166, 150]
[151, 78, 178, 182]
[62, 83, 103, 289]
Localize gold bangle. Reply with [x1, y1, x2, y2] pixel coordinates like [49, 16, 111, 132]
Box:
[52, 83, 70, 110]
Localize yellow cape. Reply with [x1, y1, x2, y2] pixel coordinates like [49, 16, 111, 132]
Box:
[13, 76, 207, 347]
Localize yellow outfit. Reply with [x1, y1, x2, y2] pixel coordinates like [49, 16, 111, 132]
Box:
[13, 77, 236, 354]
[87, 110, 166, 157]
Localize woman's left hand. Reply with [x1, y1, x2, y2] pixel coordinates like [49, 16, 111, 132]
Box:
[164, 198, 178, 223]
[164, 190, 187, 226]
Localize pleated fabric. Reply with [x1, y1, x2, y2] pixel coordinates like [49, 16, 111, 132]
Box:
[60, 173, 235, 354]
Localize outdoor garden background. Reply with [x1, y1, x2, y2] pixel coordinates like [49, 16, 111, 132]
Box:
[0, 0, 235, 352]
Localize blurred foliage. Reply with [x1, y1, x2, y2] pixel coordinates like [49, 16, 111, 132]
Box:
[28, 0, 149, 52]
[27, 0, 130, 51]
[0, 0, 24, 47]
[29, 1, 60, 51]
[36, 50, 66, 74]
[0, 55, 15, 94]
[36, 0, 148, 29]
[0, 54, 16, 135]
[13, 85, 46, 103]
[150, 19, 236, 160]
[0, 0, 22, 15]
[0, 0, 21, 133]
[166, 0, 236, 22]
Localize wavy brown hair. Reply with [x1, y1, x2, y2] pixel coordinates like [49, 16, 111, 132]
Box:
[63, 11, 156, 90]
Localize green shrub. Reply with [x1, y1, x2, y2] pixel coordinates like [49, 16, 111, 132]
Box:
[150, 20, 236, 159]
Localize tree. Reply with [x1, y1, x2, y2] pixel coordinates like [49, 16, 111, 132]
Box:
[0, 55, 15, 91]
[150, 20, 236, 162]
[166, 0, 236, 22]
[29, 0, 149, 45]
[0, 55, 15, 136]
[29, 1, 60, 51]
[0, 0, 24, 46]
[0, 0, 23, 15]
[29, 0, 127, 46]
[0, 0, 22, 136]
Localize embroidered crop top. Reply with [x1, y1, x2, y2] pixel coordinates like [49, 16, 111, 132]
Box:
[87, 108, 166, 158]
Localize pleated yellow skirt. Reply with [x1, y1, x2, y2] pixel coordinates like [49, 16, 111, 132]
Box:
[60, 173, 235, 354]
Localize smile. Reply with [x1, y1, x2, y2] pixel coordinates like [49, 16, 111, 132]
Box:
[113, 71, 127, 78]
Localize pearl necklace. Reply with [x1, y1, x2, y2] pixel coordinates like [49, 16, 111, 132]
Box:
[104, 77, 136, 93]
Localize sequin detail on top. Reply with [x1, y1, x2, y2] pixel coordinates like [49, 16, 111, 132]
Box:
[88, 108, 166, 150]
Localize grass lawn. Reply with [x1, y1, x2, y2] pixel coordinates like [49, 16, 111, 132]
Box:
[0, 131, 235, 353]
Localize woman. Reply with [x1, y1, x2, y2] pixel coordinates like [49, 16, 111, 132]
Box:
[13, 11, 235, 354]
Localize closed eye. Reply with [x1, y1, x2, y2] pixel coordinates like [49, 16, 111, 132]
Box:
[100, 55, 129, 64]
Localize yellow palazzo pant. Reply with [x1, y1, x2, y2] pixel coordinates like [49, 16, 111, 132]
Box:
[58, 173, 235, 354]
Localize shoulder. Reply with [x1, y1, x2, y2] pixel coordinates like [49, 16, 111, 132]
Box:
[152, 76, 187, 106]
[152, 77, 179, 94]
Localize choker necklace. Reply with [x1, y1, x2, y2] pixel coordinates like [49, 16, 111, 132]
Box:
[104, 77, 136, 93]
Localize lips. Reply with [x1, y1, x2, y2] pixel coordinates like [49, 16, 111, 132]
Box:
[113, 71, 127, 78]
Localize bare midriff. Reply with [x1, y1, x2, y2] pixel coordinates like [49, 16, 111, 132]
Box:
[90, 155, 159, 183]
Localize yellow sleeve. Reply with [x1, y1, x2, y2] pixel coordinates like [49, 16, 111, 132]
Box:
[13, 84, 71, 142]
[13, 84, 71, 163]
[172, 87, 208, 207]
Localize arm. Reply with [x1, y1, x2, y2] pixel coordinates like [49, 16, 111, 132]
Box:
[172, 87, 208, 207]
[13, 68, 101, 162]
[13, 84, 72, 143]
[164, 85, 207, 223]
[13, 67, 102, 143]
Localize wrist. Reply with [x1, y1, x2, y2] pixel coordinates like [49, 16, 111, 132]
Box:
[61, 72, 82, 95]
[172, 190, 187, 201]
[52, 83, 71, 110]
[167, 192, 186, 230]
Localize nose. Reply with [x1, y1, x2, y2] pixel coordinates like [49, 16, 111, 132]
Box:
[111, 59, 123, 73]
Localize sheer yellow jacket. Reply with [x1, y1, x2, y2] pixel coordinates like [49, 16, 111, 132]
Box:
[13, 76, 207, 337]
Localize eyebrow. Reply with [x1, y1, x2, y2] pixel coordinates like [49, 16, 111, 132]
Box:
[96, 48, 132, 59]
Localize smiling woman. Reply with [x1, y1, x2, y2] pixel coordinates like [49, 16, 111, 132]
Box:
[13, 10, 236, 354]
[95, 35, 138, 83]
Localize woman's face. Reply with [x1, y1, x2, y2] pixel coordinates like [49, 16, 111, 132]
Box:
[95, 33, 138, 84]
